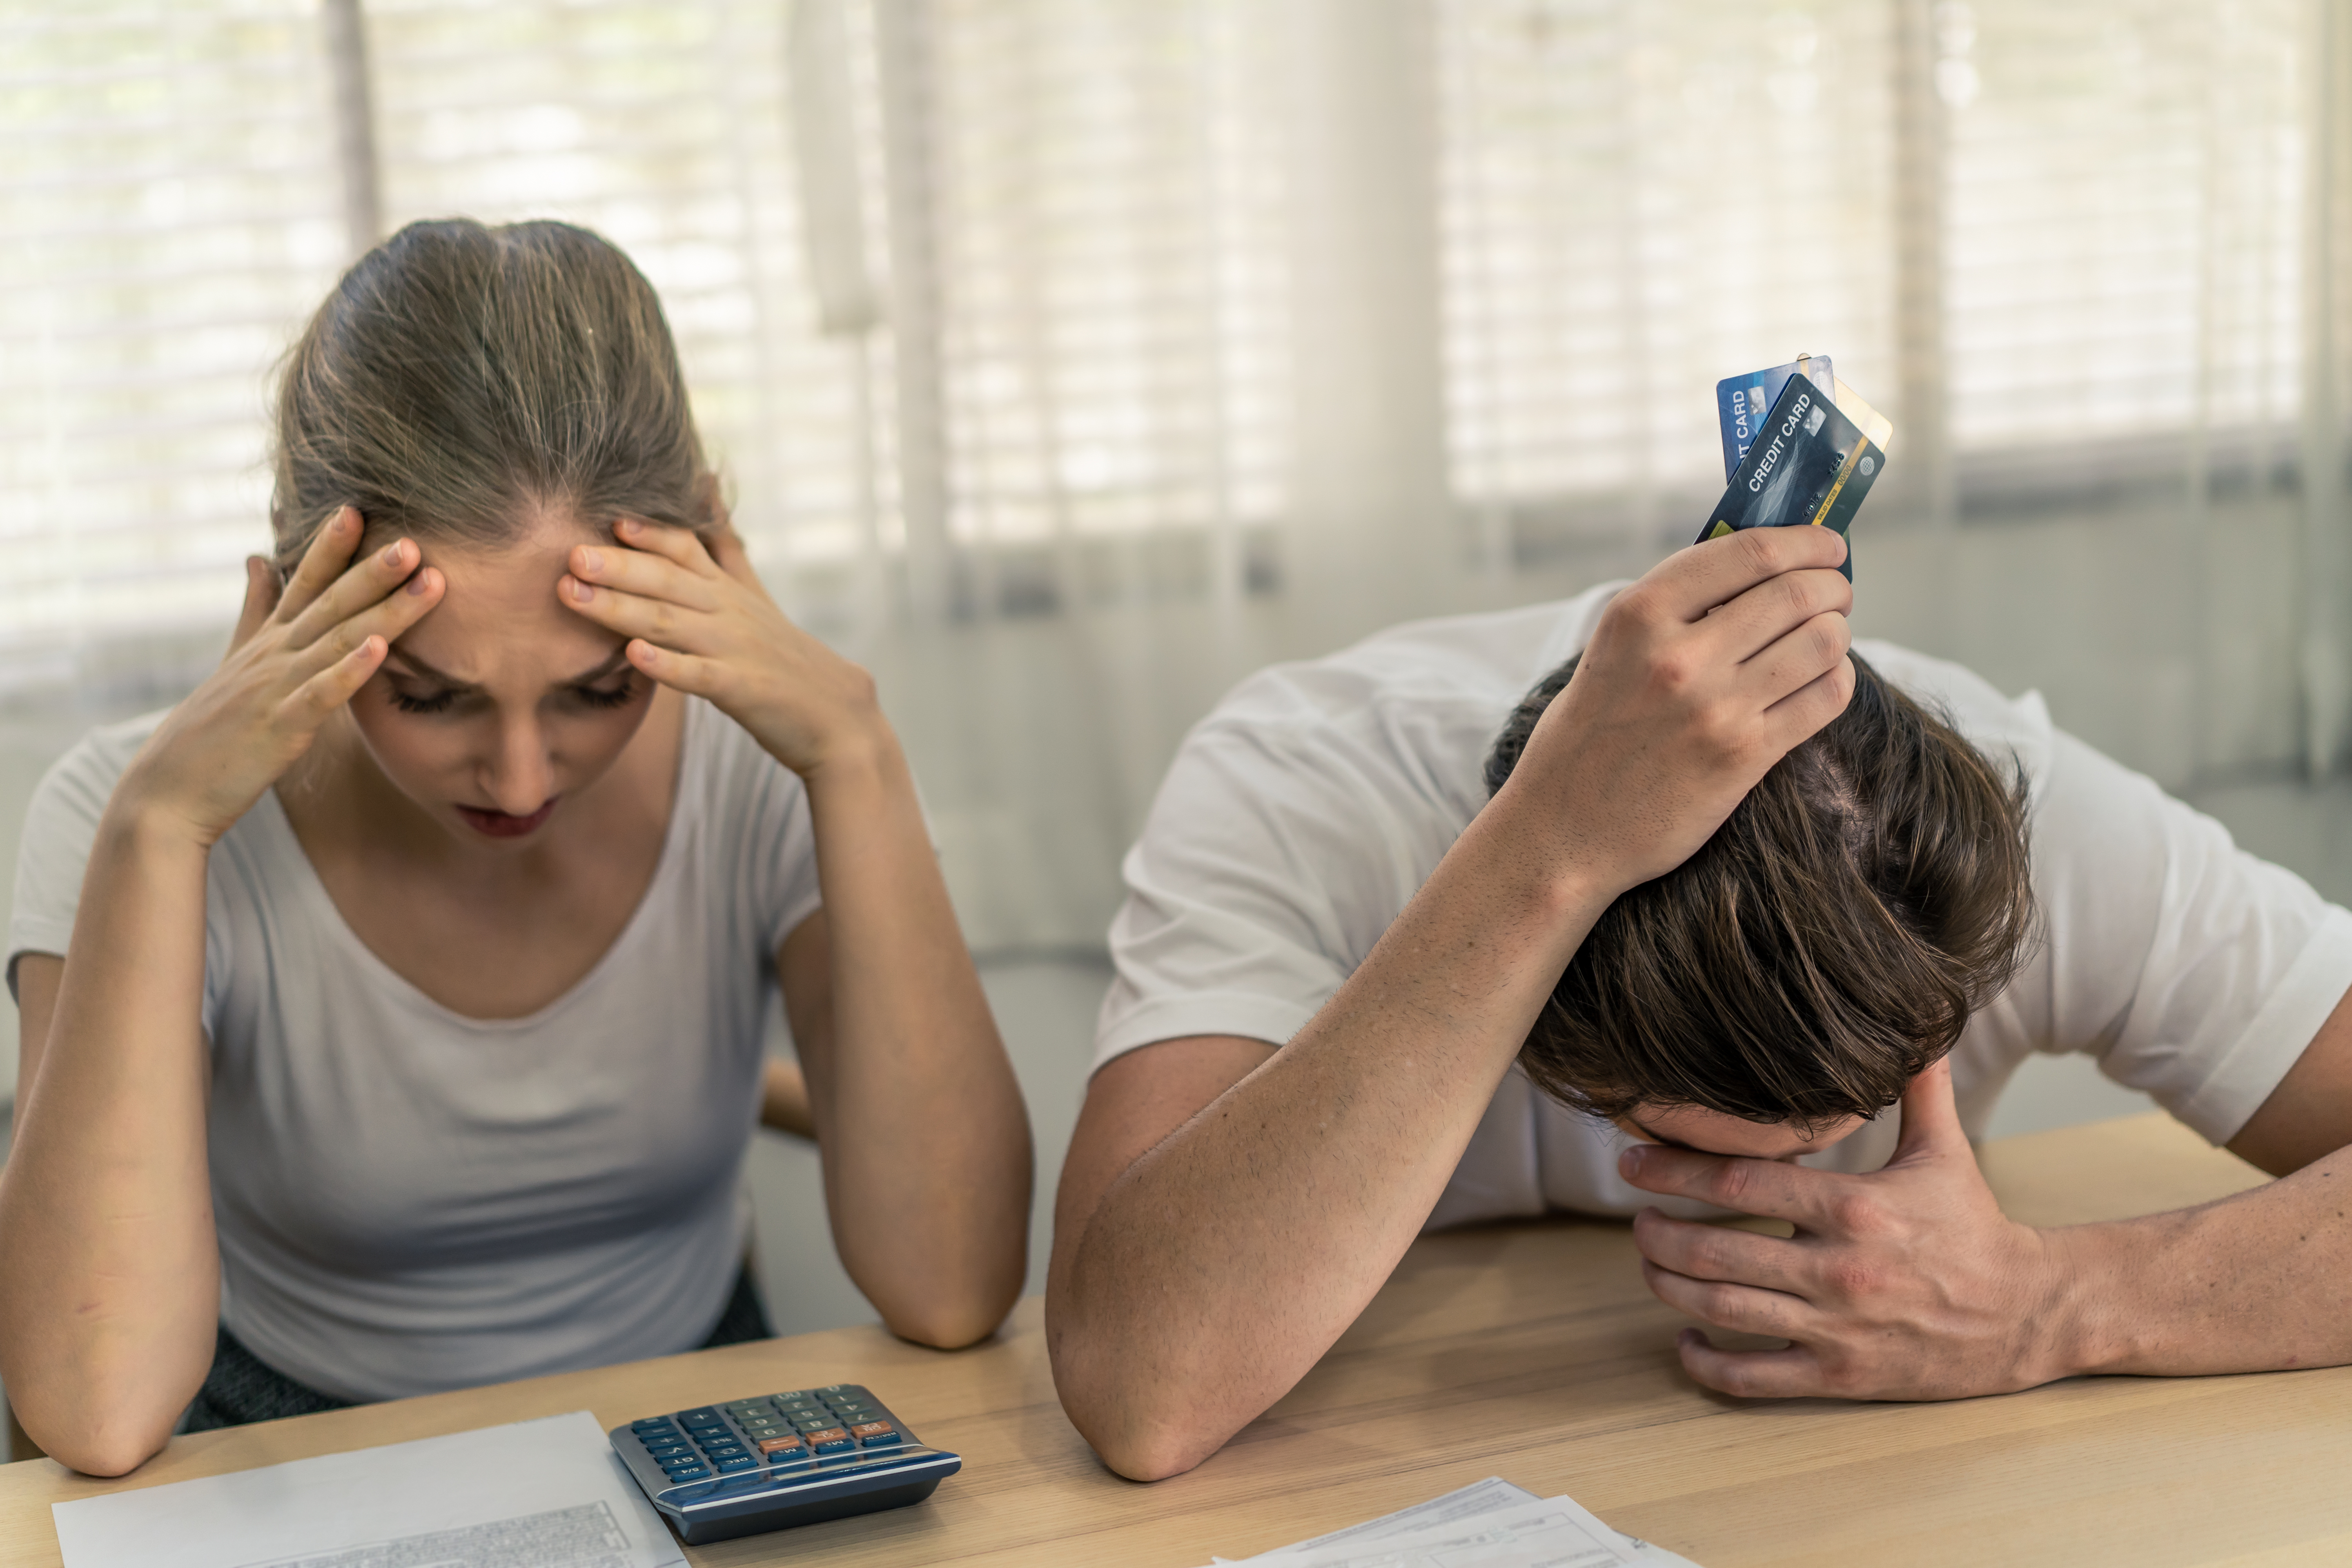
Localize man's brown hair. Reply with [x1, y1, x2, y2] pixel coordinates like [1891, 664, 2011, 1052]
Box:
[1484, 651, 2039, 1129]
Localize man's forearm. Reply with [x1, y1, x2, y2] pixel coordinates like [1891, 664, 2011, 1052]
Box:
[1051, 799, 1617, 1480]
[2056, 1142, 2352, 1379]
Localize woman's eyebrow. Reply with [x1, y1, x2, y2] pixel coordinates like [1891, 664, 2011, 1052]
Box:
[383, 648, 476, 691]
[564, 648, 632, 685]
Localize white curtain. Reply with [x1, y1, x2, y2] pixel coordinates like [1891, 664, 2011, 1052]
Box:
[2, 0, 2345, 951]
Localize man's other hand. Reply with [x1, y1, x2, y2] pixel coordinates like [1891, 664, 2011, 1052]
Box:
[1617, 1060, 2082, 1400]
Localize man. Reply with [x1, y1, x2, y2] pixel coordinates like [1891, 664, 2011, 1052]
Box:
[1045, 527, 2352, 1481]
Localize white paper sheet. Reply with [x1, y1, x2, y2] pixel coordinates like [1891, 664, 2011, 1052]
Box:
[52, 1412, 684, 1568]
[1212, 1478, 1540, 1563]
[1205, 1477, 1705, 1568]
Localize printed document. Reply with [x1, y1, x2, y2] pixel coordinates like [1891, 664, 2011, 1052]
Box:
[52, 1412, 682, 1568]
[1206, 1477, 1704, 1568]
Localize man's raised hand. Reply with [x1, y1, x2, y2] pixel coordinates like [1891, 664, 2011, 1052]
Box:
[1618, 1060, 2083, 1401]
[1502, 525, 1856, 901]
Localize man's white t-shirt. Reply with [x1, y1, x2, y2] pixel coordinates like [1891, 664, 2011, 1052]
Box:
[6, 697, 821, 1402]
[1094, 587, 2352, 1230]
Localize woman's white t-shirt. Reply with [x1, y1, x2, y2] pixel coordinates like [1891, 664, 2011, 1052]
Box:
[6, 697, 821, 1402]
[1093, 588, 2352, 1230]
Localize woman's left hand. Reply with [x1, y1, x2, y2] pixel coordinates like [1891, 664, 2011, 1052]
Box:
[559, 516, 882, 777]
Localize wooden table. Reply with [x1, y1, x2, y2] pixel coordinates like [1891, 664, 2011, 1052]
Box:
[4, 1114, 2347, 1566]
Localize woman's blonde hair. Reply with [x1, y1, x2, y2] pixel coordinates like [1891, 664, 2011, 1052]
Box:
[270, 218, 715, 572]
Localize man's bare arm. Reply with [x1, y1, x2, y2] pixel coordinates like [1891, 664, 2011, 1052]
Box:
[1046, 527, 1858, 1481]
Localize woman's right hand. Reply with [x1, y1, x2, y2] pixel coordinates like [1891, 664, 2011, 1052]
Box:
[120, 506, 445, 846]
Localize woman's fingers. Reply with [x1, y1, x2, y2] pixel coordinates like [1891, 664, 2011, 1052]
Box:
[289, 566, 444, 682]
[285, 536, 423, 648]
[279, 632, 387, 728]
[613, 514, 719, 571]
[228, 557, 282, 653]
[559, 576, 695, 649]
[566, 537, 721, 612]
[273, 506, 365, 624]
[624, 638, 723, 697]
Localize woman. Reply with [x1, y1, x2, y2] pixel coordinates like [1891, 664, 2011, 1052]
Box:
[0, 220, 1032, 1476]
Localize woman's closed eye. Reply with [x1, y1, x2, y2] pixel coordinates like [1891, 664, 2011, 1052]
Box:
[387, 683, 458, 716]
[566, 673, 639, 711]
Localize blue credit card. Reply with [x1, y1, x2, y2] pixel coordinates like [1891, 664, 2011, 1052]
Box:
[1715, 355, 1835, 479]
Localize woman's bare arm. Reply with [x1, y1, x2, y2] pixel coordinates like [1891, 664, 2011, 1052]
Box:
[563, 521, 1031, 1350]
[775, 734, 1033, 1348]
[0, 515, 439, 1476]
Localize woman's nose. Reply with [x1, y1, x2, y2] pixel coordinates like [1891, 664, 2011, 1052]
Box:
[482, 720, 555, 815]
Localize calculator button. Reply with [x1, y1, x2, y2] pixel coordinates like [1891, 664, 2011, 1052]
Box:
[630, 1417, 673, 1432]
[677, 1406, 720, 1423]
[715, 1455, 757, 1473]
[758, 1435, 806, 1455]
[849, 1420, 895, 1439]
[805, 1427, 855, 1454]
[664, 1464, 712, 1481]
[702, 1443, 746, 1459]
[645, 1443, 691, 1461]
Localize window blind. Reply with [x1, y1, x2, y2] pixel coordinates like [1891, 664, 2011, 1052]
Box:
[1942, 0, 2304, 459]
[920, 0, 1289, 573]
[1436, 0, 1900, 538]
[362, 0, 897, 596]
[0, 2, 348, 690]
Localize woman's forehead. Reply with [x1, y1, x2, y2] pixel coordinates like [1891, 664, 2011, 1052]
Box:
[391, 530, 620, 684]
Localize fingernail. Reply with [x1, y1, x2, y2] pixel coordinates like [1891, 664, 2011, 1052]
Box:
[565, 576, 591, 603]
[578, 547, 603, 573]
[381, 541, 408, 567]
[617, 517, 642, 535]
[406, 568, 432, 595]
[1620, 1146, 1644, 1176]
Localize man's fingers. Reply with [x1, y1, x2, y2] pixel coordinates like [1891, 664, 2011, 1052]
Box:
[1632, 1209, 1809, 1295]
[1701, 563, 1854, 666]
[1619, 1143, 1842, 1227]
[1648, 524, 1851, 623]
[1738, 601, 1853, 708]
[1674, 1330, 1823, 1399]
[275, 506, 364, 623]
[1758, 648, 1858, 753]
[1892, 1056, 1967, 1164]
[229, 557, 281, 653]
[568, 539, 722, 612]
[1641, 1260, 1821, 1341]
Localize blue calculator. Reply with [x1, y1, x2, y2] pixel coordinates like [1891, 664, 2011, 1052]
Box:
[608, 1383, 960, 1545]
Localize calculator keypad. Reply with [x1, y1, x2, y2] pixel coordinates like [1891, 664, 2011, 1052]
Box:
[625, 1384, 910, 1488]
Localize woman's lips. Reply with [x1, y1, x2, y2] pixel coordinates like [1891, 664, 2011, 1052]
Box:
[455, 798, 559, 838]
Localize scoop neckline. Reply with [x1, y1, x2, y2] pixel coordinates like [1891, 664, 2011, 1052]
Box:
[256, 697, 708, 1034]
